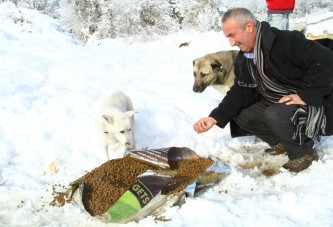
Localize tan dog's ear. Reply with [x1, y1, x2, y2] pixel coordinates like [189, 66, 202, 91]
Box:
[211, 60, 223, 72]
[126, 110, 135, 117]
[102, 115, 114, 124]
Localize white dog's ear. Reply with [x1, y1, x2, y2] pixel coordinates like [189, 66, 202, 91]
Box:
[126, 110, 135, 117]
[102, 115, 114, 124]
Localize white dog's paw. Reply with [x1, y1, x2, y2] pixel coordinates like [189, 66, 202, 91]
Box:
[128, 142, 135, 150]
[107, 144, 127, 159]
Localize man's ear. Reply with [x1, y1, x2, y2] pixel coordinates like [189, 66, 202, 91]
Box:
[246, 21, 255, 33]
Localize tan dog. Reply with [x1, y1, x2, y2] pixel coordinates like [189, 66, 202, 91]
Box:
[192, 50, 238, 94]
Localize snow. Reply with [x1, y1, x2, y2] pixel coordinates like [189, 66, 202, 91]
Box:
[0, 2, 333, 227]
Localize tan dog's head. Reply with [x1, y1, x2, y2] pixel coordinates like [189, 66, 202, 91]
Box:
[192, 51, 237, 93]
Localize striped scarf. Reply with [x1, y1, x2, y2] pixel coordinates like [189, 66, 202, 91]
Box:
[247, 22, 326, 143]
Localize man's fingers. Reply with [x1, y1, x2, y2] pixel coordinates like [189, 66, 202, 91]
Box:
[194, 118, 216, 134]
[193, 122, 203, 133]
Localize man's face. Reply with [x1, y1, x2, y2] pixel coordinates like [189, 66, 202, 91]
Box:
[222, 18, 256, 53]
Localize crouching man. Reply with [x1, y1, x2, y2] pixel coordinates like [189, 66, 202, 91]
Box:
[193, 8, 333, 173]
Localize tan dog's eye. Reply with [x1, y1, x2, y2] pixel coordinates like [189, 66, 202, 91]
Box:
[200, 73, 208, 78]
[120, 130, 125, 134]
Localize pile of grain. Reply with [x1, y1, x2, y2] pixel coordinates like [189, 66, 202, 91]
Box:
[80, 156, 157, 215]
[162, 157, 214, 195]
[79, 155, 213, 216]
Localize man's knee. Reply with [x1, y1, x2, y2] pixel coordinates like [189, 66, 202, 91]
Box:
[235, 105, 263, 128]
[237, 108, 257, 125]
[264, 104, 296, 125]
[264, 104, 280, 124]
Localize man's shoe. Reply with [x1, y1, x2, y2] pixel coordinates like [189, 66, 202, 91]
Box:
[282, 150, 319, 173]
[265, 143, 287, 155]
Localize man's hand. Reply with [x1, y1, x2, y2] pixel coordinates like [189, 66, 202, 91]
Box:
[193, 117, 217, 133]
[279, 94, 307, 105]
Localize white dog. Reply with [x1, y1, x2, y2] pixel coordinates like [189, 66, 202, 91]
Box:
[98, 91, 135, 160]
